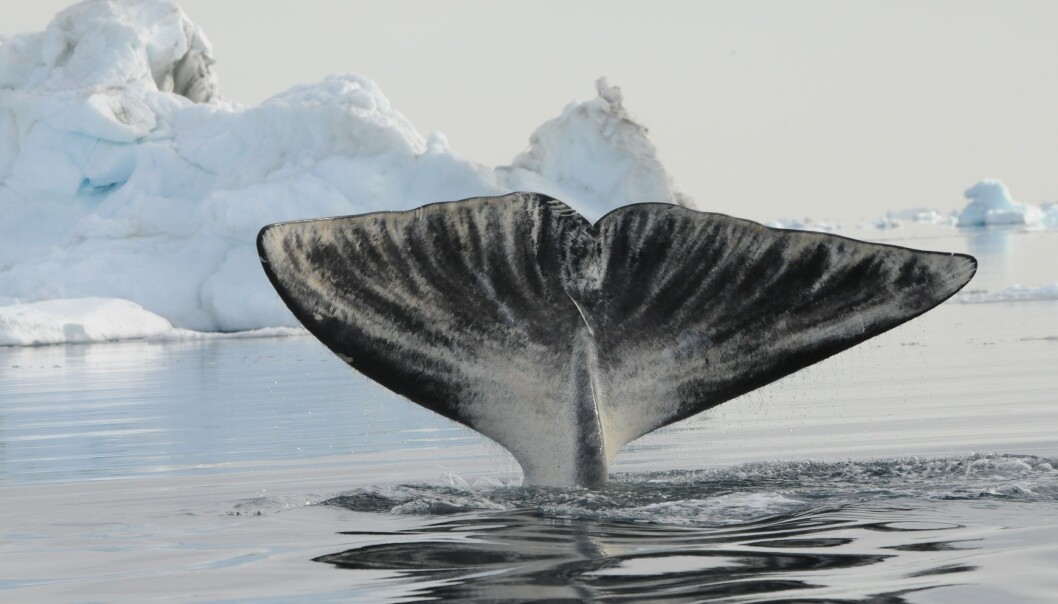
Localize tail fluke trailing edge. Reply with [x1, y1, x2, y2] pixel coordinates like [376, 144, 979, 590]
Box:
[257, 193, 976, 487]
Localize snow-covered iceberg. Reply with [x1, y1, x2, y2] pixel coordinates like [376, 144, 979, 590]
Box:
[0, 0, 689, 343]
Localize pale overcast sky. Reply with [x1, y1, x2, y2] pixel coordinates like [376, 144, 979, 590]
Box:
[6, 1, 1058, 222]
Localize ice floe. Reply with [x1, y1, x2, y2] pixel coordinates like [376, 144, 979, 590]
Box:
[0, 297, 307, 346]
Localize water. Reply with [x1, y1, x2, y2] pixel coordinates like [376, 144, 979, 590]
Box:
[1, 226, 1056, 602]
[319, 458, 1058, 602]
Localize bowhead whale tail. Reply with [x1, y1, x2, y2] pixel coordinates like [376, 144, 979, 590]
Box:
[257, 193, 976, 487]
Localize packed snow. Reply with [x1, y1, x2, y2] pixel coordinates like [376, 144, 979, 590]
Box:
[0, 0, 688, 343]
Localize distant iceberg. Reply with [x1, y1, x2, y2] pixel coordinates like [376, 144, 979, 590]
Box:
[0, 0, 689, 341]
[869, 208, 951, 230]
[870, 180, 1056, 231]
[956, 179, 1054, 227]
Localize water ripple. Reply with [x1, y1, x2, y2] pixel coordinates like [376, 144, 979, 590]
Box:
[323, 453, 1058, 524]
[310, 455, 1058, 602]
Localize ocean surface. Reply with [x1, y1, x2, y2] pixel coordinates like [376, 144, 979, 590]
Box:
[1, 225, 1056, 602]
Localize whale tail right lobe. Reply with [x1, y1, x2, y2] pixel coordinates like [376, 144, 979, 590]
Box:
[258, 194, 977, 487]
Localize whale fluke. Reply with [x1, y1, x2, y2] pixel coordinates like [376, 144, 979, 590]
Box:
[257, 193, 976, 487]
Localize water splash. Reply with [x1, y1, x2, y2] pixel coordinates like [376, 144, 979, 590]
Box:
[323, 454, 1058, 523]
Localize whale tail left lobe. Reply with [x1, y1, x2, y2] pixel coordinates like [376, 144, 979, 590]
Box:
[258, 193, 976, 487]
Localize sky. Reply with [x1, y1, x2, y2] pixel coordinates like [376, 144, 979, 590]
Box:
[5, 0, 1058, 223]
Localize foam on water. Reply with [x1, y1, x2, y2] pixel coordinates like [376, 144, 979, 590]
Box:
[323, 454, 1058, 524]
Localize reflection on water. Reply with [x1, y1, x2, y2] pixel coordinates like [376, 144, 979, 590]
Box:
[317, 507, 913, 602]
[962, 226, 1018, 292]
[962, 223, 1016, 258]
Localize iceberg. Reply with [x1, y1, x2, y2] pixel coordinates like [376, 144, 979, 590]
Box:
[501, 77, 689, 219]
[0, 0, 690, 342]
[957, 179, 1046, 227]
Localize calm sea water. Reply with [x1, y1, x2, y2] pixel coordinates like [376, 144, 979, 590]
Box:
[1, 226, 1056, 602]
